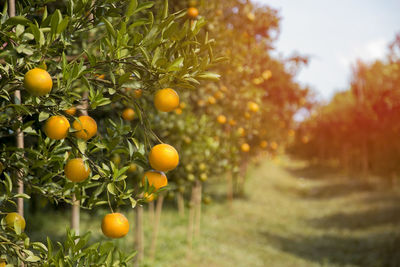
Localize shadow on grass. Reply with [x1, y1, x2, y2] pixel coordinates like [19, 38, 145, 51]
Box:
[284, 163, 342, 180]
[261, 230, 400, 267]
[308, 204, 400, 230]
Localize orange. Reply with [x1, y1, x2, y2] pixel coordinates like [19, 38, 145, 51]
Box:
[214, 91, 224, 100]
[237, 127, 245, 137]
[229, 119, 237, 126]
[207, 96, 216, 104]
[248, 101, 259, 113]
[302, 136, 309, 144]
[5, 212, 26, 231]
[65, 107, 77, 116]
[112, 154, 121, 166]
[217, 115, 227, 124]
[244, 112, 251, 119]
[288, 129, 295, 137]
[101, 213, 129, 238]
[149, 144, 179, 172]
[260, 140, 268, 148]
[24, 68, 53, 96]
[144, 192, 155, 202]
[187, 7, 199, 18]
[64, 158, 90, 182]
[220, 85, 228, 92]
[0, 260, 5, 267]
[95, 74, 105, 80]
[197, 99, 205, 107]
[247, 12, 255, 21]
[142, 171, 168, 190]
[179, 102, 186, 109]
[262, 70, 272, 80]
[72, 115, 97, 140]
[133, 89, 142, 99]
[154, 88, 180, 112]
[128, 163, 137, 173]
[270, 142, 278, 150]
[122, 108, 135, 121]
[241, 143, 250, 152]
[44, 115, 70, 140]
[175, 108, 183, 115]
[200, 173, 208, 182]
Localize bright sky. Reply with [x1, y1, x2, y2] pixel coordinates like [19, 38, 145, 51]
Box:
[254, 0, 400, 100]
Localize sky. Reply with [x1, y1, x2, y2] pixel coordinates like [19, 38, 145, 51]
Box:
[254, 0, 400, 100]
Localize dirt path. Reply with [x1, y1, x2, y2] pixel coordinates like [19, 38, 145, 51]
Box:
[151, 158, 400, 267]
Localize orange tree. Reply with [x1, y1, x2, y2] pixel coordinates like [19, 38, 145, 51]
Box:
[160, 0, 309, 199]
[0, 0, 216, 265]
[291, 35, 400, 179]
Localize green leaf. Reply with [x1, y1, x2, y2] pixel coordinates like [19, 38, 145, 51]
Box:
[5, 16, 31, 26]
[14, 193, 31, 199]
[167, 57, 184, 72]
[133, 2, 154, 14]
[4, 173, 12, 193]
[107, 183, 117, 195]
[101, 17, 116, 39]
[197, 72, 221, 81]
[57, 17, 69, 34]
[125, 0, 138, 18]
[38, 111, 50, 122]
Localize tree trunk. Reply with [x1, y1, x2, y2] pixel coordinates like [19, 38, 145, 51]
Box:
[177, 191, 185, 217]
[194, 181, 202, 239]
[148, 201, 155, 224]
[134, 205, 144, 267]
[187, 185, 196, 252]
[227, 172, 233, 203]
[149, 194, 164, 260]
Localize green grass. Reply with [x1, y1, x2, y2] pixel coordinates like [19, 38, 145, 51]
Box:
[28, 157, 400, 266]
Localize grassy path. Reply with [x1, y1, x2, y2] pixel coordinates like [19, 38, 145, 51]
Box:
[28, 157, 400, 266]
[148, 158, 400, 267]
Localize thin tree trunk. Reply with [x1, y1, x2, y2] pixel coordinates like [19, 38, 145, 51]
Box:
[227, 172, 233, 203]
[177, 191, 185, 217]
[71, 92, 88, 234]
[149, 194, 164, 260]
[134, 205, 144, 267]
[187, 185, 196, 252]
[148, 201, 155, 224]
[194, 181, 202, 239]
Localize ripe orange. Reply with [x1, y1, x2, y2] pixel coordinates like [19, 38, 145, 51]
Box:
[64, 158, 90, 182]
[247, 12, 255, 21]
[154, 88, 180, 112]
[217, 115, 227, 124]
[288, 129, 295, 137]
[207, 96, 216, 104]
[214, 91, 224, 100]
[65, 107, 77, 116]
[101, 213, 129, 238]
[197, 99, 205, 107]
[179, 102, 186, 109]
[144, 192, 155, 202]
[5, 212, 26, 231]
[241, 143, 250, 152]
[244, 112, 251, 119]
[44, 115, 70, 140]
[149, 144, 179, 172]
[248, 101, 259, 113]
[122, 108, 135, 121]
[262, 70, 272, 80]
[302, 136, 309, 144]
[220, 85, 228, 92]
[229, 119, 237, 126]
[133, 89, 143, 99]
[175, 108, 183, 115]
[72, 115, 97, 140]
[270, 142, 278, 150]
[95, 74, 105, 80]
[0, 260, 5, 267]
[128, 163, 137, 173]
[187, 7, 199, 18]
[142, 171, 168, 190]
[237, 127, 245, 137]
[24, 68, 53, 96]
[260, 140, 268, 148]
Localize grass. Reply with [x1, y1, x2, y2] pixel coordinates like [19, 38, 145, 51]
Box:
[28, 157, 400, 266]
